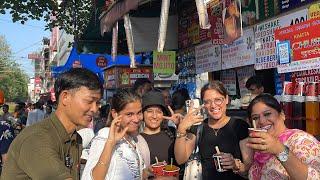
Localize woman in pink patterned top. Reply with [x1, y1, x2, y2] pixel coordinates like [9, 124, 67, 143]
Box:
[246, 94, 320, 180]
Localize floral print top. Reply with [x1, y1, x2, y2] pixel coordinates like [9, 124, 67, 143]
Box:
[249, 129, 320, 180]
[0, 120, 15, 155]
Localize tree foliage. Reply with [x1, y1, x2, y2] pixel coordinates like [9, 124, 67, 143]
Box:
[0, 0, 93, 38]
[0, 35, 29, 102]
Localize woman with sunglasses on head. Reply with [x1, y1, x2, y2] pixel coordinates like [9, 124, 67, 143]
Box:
[82, 89, 150, 180]
[247, 93, 320, 180]
[174, 81, 252, 179]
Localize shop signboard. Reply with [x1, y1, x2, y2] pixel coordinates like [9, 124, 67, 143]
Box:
[277, 57, 320, 73]
[221, 28, 255, 69]
[104, 66, 153, 89]
[236, 65, 255, 97]
[208, 0, 225, 45]
[291, 69, 320, 83]
[153, 51, 176, 74]
[254, 8, 308, 70]
[279, 0, 314, 12]
[221, 69, 237, 95]
[275, 18, 320, 73]
[195, 41, 221, 73]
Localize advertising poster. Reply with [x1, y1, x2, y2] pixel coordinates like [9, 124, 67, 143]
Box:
[221, 69, 237, 95]
[178, 3, 211, 49]
[279, 0, 314, 12]
[275, 18, 320, 73]
[222, 0, 243, 44]
[195, 41, 222, 73]
[222, 28, 255, 69]
[153, 51, 176, 74]
[254, 8, 308, 70]
[208, 1, 225, 45]
[255, 0, 276, 21]
[236, 65, 255, 97]
[291, 69, 320, 83]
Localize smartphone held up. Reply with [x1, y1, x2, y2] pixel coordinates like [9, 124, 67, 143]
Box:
[185, 99, 205, 125]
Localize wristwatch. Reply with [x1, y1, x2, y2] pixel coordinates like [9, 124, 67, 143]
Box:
[176, 131, 187, 138]
[277, 145, 289, 163]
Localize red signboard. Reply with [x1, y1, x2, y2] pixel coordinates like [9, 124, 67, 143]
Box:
[96, 56, 107, 68]
[208, 1, 224, 45]
[28, 54, 42, 61]
[291, 69, 320, 83]
[275, 18, 320, 61]
[34, 77, 42, 84]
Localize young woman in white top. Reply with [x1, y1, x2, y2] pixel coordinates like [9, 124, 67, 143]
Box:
[82, 89, 150, 180]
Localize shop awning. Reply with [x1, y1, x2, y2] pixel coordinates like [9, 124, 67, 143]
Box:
[51, 47, 142, 81]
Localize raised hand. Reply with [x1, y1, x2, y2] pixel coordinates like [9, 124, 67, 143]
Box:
[219, 152, 236, 170]
[163, 106, 184, 125]
[178, 107, 203, 133]
[246, 131, 284, 155]
[107, 115, 128, 144]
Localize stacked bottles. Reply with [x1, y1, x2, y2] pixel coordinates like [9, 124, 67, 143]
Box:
[281, 81, 293, 129]
[292, 82, 306, 131]
[305, 82, 319, 135]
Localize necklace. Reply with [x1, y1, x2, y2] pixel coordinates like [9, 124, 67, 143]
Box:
[213, 128, 220, 136]
[123, 136, 137, 149]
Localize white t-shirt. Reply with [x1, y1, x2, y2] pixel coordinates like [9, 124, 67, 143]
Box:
[81, 128, 145, 180]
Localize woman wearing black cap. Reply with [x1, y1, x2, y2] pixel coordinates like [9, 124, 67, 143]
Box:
[140, 90, 177, 166]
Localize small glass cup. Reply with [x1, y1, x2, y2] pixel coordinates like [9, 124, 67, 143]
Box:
[151, 162, 166, 176]
[163, 165, 180, 177]
[212, 154, 226, 172]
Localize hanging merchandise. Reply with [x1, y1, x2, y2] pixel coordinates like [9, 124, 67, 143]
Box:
[222, 0, 243, 44]
[195, 0, 211, 29]
[124, 14, 136, 68]
[305, 82, 320, 136]
[112, 22, 118, 62]
[292, 82, 306, 131]
[281, 81, 294, 129]
[208, 0, 225, 45]
[157, 0, 170, 52]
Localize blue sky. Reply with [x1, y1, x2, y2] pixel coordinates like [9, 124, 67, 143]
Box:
[0, 12, 50, 77]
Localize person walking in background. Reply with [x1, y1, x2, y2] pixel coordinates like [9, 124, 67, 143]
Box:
[246, 94, 320, 179]
[44, 105, 52, 118]
[0, 119, 15, 174]
[0, 104, 12, 123]
[1, 68, 102, 180]
[161, 88, 172, 107]
[26, 101, 45, 126]
[133, 78, 153, 97]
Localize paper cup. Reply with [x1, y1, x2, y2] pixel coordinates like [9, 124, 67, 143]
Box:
[163, 165, 180, 177]
[248, 128, 267, 133]
[212, 154, 226, 172]
[151, 162, 166, 176]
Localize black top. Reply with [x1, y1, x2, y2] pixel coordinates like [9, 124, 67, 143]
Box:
[191, 118, 249, 180]
[141, 131, 176, 165]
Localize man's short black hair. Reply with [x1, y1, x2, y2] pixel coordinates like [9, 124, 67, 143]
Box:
[133, 78, 151, 92]
[245, 75, 263, 89]
[54, 68, 102, 102]
[2, 104, 9, 109]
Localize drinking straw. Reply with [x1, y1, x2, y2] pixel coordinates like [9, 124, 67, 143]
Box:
[252, 120, 257, 129]
[215, 146, 221, 154]
[155, 157, 159, 164]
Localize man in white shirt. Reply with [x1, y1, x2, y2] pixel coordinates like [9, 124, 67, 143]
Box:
[26, 102, 45, 126]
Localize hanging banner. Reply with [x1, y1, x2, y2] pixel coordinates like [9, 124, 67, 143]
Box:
[236, 65, 255, 97]
[221, 69, 237, 95]
[195, 41, 222, 73]
[254, 8, 308, 70]
[279, 0, 314, 13]
[153, 51, 176, 74]
[275, 18, 320, 73]
[241, 0, 256, 26]
[222, 0, 243, 44]
[221, 28, 255, 69]
[208, 0, 225, 45]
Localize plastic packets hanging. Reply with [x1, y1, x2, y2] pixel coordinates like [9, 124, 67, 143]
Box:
[195, 0, 211, 29]
[124, 14, 136, 68]
[112, 22, 118, 62]
[157, 0, 170, 52]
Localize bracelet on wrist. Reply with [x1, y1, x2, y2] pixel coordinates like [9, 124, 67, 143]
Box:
[176, 131, 187, 138]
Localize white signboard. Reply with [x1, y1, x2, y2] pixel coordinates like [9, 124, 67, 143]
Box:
[221, 28, 255, 69]
[277, 57, 320, 73]
[195, 41, 222, 73]
[221, 69, 237, 95]
[237, 65, 256, 97]
[255, 8, 308, 70]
